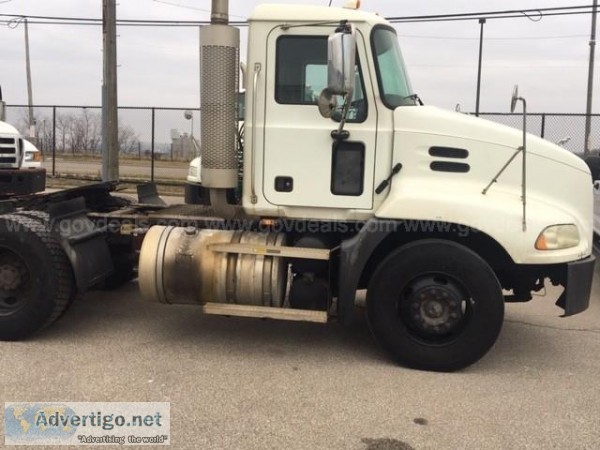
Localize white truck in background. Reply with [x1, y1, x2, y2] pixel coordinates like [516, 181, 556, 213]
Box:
[185, 91, 245, 205]
[0, 87, 45, 195]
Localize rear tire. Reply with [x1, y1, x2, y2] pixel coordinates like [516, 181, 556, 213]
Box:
[0, 214, 75, 340]
[367, 239, 504, 371]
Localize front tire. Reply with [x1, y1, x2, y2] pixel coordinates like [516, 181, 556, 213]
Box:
[367, 239, 504, 371]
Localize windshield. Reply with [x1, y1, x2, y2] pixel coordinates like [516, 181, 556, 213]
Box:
[372, 27, 415, 108]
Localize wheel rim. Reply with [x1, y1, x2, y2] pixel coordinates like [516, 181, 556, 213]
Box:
[0, 249, 31, 316]
[398, 273, 473, 344]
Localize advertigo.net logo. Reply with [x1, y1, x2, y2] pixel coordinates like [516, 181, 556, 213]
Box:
[5, 402, 170, 446]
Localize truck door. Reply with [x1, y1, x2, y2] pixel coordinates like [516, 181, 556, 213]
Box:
[263, 28, 377, 210]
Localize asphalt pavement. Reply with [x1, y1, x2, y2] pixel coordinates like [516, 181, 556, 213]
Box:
[2, 190, 600, 449]
[1, 265, 600, 449]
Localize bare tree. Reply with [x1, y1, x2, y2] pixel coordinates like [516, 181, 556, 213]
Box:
[55, 113, 74, 154]
[10, 107, 143, 160]
[117, 123, 140, 155]
[68, 109, 101, 155]
[14, 108, 46, 147]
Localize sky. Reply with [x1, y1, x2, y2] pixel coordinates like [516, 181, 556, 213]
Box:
[0, 1, 598, 116]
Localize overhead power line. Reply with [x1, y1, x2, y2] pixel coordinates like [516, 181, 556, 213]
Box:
[0, 13, 246, 27]
[0, 4, 597, 27]
[0, 19, 237, 27]
[391, 10, 594, 24]
[151, 0, 247, 19]
[387, 5, 595, 22]
[399, 34, 588, 41]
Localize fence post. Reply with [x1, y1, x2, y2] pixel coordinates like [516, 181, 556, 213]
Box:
[52, 106, 56, 177]
[151, 107, 155, 183]
[540, 113, 546, 139]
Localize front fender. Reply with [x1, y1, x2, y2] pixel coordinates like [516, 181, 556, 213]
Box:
[376, 177, 591, 265]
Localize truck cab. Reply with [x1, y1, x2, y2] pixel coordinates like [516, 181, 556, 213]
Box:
[239, 4, 593, 276]
[243, 5, 593, 260]
[244, 5, 392, 219]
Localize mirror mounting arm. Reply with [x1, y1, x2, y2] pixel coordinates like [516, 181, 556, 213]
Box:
[332, 90, 353, 140]
[331, 129, 350, 141]
[483, 85, 528, 232]
[335, 20, 351, 33]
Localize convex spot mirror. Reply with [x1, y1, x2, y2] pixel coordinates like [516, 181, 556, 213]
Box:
[317, 88, 338, 119]
[510, 85, 519, 113]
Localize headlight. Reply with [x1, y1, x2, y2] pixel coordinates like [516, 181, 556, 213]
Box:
[535, 224, 580, 250]
[24, 152, 34, 162]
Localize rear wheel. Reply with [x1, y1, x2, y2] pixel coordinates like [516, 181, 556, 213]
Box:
[0, 214, 75, 340]
[367, 239, 504, 371]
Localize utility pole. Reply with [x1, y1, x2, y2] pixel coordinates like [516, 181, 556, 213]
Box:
[584, 0, 598, 156]
[0, 86, 5, 122]
[475, 18, 486, 117]
[24, 18, 35, 143]
[102, 0, 119, 181]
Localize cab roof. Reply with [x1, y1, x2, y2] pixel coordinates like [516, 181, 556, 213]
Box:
[249, 4, 388, 26]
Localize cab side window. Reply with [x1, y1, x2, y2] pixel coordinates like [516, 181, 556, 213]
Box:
[275, 35, 367, 122]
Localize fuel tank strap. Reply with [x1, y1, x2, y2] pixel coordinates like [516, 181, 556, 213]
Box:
[208, 242, 330, 260]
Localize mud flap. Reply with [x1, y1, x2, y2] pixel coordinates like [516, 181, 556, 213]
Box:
[137, 183, 167, 206]
[555, 255, 595, 316]
[48, 197, 113, 291]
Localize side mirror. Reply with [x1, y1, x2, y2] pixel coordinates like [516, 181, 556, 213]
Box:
[510, 85, 519, 113]
[327, 24, 356, 96]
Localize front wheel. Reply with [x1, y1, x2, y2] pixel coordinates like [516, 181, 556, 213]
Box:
[367, 239, 504, 371]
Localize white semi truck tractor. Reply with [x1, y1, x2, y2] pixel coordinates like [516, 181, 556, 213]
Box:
[0, 1, 594, 371]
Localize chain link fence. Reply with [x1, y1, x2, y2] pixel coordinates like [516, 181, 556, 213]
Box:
[5, 105, 201, 181]
[4, 105, 599, 181]
[477, 112, 600, 156]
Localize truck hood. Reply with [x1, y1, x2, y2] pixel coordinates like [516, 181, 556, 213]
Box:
[394, 106, 589, 174]
[378, 105, 593, 264]
[0, 121, 20, 136]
